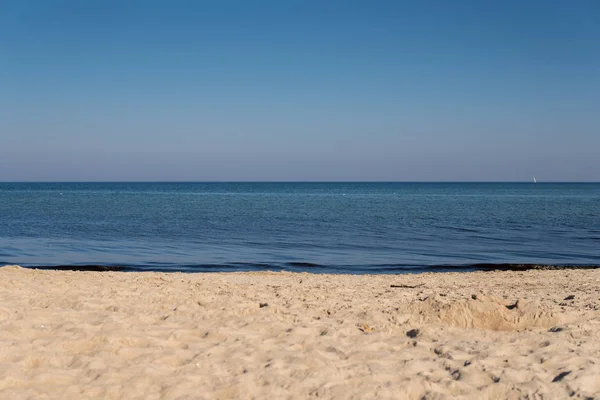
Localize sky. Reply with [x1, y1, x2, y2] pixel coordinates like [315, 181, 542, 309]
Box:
[1, 0, 599, 181]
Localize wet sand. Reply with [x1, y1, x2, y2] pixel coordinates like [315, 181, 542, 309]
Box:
[0, 265, 599, 399]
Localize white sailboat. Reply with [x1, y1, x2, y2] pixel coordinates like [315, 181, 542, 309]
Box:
[532, 176, 537, 183]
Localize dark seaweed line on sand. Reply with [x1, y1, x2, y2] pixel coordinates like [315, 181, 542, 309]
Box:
[1, 263, 600, 273]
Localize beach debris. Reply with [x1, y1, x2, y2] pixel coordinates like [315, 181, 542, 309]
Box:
[259, 302, 269, 308]
[464, 360, 471, 367]
[552, 370, 572, 382]
[358, 323, 374, 333]
[451, 369, 461, 380]
[471, 294, 478, 300]
[390, 283, 425, 289]
[548, 326, 564, 333]
[563, 295, 575, 301]
[406, 328, 420, 338]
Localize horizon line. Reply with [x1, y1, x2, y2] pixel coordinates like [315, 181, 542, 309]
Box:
[1, 180, 599, 184]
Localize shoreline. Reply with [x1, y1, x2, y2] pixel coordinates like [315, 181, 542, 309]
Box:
[3, 263, 600, 274]
[1, 265, 599, 398]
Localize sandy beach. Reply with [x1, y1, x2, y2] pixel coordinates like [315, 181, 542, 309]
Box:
[0, 266, 599, 399]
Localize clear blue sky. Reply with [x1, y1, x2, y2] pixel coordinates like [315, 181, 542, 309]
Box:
[1, 0, 598, 181]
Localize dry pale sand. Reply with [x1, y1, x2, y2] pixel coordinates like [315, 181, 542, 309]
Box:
[0, 266, 599, 399]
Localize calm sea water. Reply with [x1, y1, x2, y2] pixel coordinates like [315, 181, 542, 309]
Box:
[1, 182, 599, 273]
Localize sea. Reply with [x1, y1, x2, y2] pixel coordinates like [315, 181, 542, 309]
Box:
[1, 182, 599, 274]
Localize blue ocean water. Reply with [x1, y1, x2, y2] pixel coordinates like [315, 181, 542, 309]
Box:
[1, 182, 599, 273]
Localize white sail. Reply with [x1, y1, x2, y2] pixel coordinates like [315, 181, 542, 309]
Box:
[533, 176, 536, 183]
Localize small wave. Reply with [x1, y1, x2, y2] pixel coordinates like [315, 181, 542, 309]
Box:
[436, 226, 480, 233]
[432, 263, 600, 271]
[471, 235, 515, 243]
[285, 262, 324, 268]
[22, 265, 127, 272]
